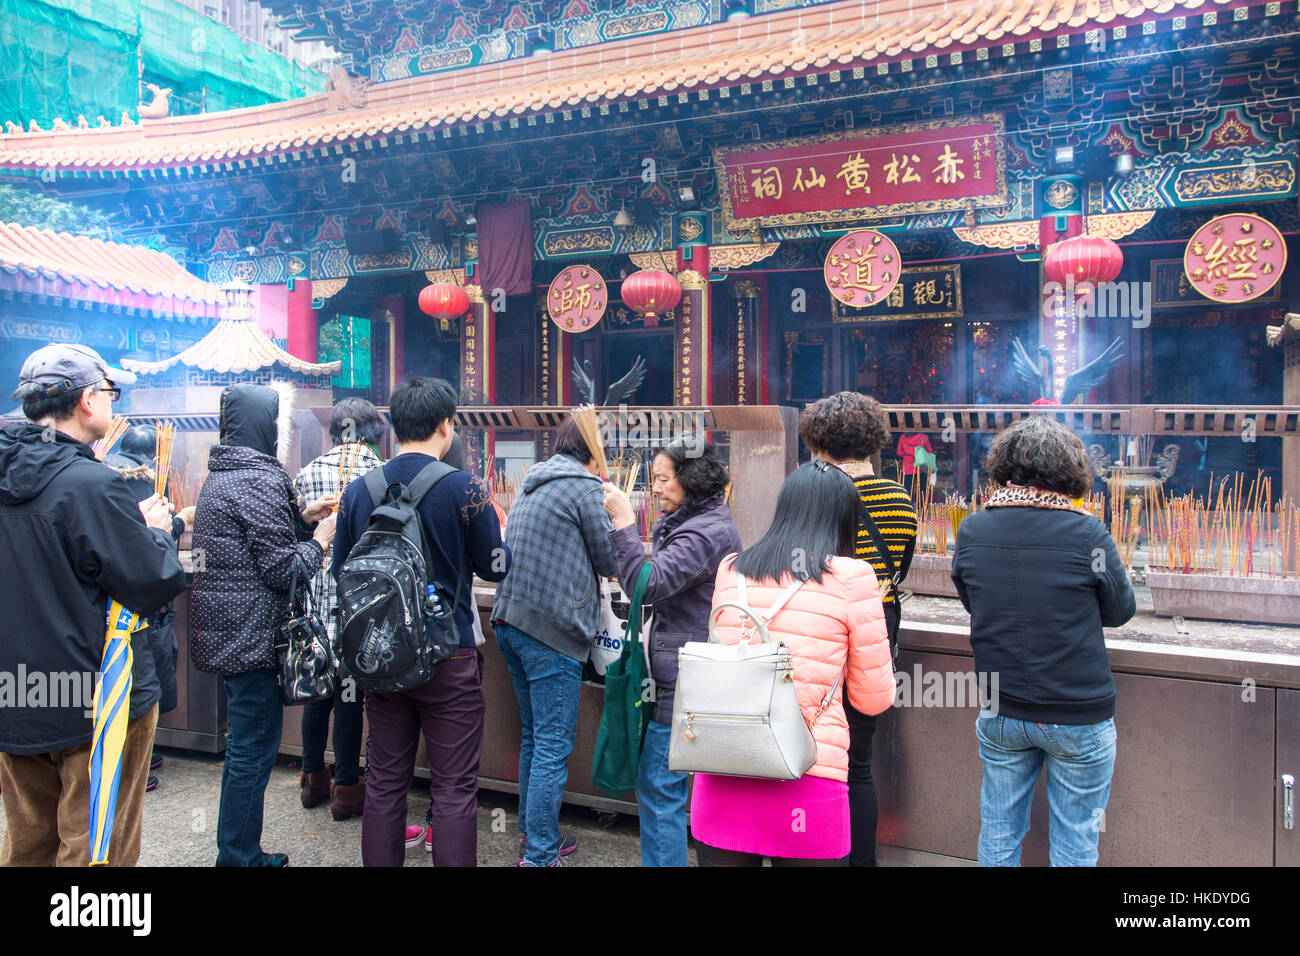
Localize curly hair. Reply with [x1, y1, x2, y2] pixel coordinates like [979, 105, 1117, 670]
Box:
[655, 439, 730, 512]
[984, 416, 1093, 497]
[798, 391, 891, 461]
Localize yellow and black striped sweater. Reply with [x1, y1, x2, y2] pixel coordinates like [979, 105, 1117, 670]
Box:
[847, 470, 917, 605]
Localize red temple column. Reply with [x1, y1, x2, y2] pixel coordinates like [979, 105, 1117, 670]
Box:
[286, 279, 317, 363]
[675, 244, 710, 406]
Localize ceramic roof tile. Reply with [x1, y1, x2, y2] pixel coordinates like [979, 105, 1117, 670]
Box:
[0, 0, 1247, 172]
[0, 221, 221, 308]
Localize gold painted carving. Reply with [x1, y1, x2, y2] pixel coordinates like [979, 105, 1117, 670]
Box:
[677, 269, 707, 291]
[465, 284, 485, 303]
[1174, 162, 1295, 201]
[310, 277, 348, 300]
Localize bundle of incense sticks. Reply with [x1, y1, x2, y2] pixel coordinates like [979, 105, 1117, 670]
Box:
[336, 442, 363, 496]
[92, 416, 129, 460]
[167, 462, 195, 511]
[945, 496, 970, 538]
[1144, 472, 1298, 578]
[154, 422, 177, 497]
[570, 405, 609, 479]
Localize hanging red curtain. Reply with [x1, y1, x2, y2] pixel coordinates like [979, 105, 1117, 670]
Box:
[476, 199, 533, 297]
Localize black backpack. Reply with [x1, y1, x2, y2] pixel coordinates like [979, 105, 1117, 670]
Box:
[337, 461, 462, 693]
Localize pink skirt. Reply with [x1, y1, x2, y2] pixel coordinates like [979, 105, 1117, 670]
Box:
[690, 773, 850, 860]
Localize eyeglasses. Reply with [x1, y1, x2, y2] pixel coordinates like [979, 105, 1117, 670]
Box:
[96, 385, 122, 403]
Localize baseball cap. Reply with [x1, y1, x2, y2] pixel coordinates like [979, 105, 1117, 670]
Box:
[11, 343, 138, 402]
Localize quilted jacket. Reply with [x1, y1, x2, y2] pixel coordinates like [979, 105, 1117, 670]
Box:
[709, 555, 894, 782]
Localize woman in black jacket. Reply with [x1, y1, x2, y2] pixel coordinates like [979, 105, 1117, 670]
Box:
[191, 384, 336, 867]
[950, 416, 1136, 867]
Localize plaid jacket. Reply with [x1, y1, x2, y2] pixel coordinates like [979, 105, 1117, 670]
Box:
[292, 443, 383, 656]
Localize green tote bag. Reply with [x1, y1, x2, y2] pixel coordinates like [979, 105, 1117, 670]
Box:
[591, 562, 653, 798]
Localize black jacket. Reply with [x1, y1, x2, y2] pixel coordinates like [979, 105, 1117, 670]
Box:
[104, 450, 184, 714]
[190, 433, 324, 676]
[0, 422, 187, 755]
[950, 503, 1137, 724]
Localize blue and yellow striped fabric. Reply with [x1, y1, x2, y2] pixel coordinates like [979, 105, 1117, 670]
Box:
[88, 599, 143, 866]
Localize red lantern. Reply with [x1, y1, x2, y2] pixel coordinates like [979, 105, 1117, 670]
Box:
[418, 283, 470, 333]
[620, 269, 681, 328]
[1043, 234, 1123, 287]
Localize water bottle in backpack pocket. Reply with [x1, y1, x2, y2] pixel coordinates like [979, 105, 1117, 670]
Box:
[337, 462, 462, 693]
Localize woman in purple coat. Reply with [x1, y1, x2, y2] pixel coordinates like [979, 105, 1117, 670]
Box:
[602, 438, 741, 867]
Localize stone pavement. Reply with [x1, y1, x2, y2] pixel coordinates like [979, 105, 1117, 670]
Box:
[0, 748, 663, 867]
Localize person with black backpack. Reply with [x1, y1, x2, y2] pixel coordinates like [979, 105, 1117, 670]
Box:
[331, 377, 509, 868]
[799, 392, 917, 868]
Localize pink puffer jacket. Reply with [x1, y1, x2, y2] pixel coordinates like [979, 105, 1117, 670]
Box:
[708, 555, 894, 782]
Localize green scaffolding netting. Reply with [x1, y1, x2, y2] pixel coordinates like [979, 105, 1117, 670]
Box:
[1, 0, 327, 127]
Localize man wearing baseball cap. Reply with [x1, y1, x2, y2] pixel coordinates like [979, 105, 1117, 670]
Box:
[0, 343, 187, 866]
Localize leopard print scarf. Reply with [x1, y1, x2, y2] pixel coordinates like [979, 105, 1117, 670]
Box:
[983, 483, 1089, 515]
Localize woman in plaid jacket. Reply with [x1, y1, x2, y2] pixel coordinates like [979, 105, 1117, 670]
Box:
[291, 399, 385, 820]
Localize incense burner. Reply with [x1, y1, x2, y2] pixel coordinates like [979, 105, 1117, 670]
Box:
[1145, 570, 1300, 627]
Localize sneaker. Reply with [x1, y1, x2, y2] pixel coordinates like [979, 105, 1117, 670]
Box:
[145, 776, 159, 792]
[518, 834, 576, 863]
[150, 754, 163, 771]
[425, 827, 433, 853]
[404, 825, 426, 850]
[251, 852, 289, 867]
[517, 856, 567, 867]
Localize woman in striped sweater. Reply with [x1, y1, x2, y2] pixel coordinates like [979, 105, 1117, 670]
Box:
[799, 392, 917, 867]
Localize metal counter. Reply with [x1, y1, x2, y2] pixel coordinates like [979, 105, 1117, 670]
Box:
[160, 581, 1300, 865]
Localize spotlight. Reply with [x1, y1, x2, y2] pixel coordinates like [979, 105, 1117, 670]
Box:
[1052, 145, 1074, 170]
[464, 212, 477, 228]
[613, 206, 633, 234]
[1114, 153, 1135, 176]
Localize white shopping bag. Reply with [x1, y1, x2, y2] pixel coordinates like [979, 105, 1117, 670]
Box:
[589, 578, 624, 676]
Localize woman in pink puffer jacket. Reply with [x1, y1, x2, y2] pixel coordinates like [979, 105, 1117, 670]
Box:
[689, 462, 894, 866]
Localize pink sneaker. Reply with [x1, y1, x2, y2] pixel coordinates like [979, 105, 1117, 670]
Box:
[404, 825, 426, 850]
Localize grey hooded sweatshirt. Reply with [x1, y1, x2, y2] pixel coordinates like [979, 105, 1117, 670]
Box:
[491, 453, 617, 661]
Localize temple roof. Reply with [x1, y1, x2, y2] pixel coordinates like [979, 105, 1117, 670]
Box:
[120, 295, 341, 377]
[0, 0, 1249, 173]
[0, 221, 222, 317]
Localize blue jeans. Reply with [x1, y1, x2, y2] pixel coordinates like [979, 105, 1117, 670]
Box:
[495, 623, 582, 866]
[636, 719, 689, 867]
[217, 669, 284, 867]
[975, 712, 1117, 867]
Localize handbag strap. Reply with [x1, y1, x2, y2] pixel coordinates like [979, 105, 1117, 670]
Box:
[623, 563, 653, 648]
[809, 673, 843, 729]
[734, 574, 806, 632]
[857, 498, 900, 592]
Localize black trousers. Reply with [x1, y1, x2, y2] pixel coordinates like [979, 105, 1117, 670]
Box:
[695, 842, 848, 867]
[845, 602, 899, 867]
[300, 680, 366, 785]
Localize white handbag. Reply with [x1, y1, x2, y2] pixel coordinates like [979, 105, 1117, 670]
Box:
[668, 575, 842, 780]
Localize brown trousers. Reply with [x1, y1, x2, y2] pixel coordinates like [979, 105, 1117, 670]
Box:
[0, 705, 158, 867]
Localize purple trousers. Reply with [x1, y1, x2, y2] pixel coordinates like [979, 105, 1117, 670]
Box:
[361, 648, 484, 867]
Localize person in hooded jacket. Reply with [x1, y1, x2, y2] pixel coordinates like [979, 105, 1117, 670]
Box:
[190, 383, 337, 867]
[0, 344, 185, 867]
[105, 425, 188, 792]
[601, 439, 741, 867]
[491, 415, 617, 867]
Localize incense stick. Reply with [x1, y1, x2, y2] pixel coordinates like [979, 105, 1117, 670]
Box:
[570, 405, 609, 479]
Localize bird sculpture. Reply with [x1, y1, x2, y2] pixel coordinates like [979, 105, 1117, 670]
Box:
[571, 355, 648, 406]
[28, 119, 42, 132]
[51, 117, 71, 130]
[76, 115, 89, 129]
[3, 121, 21, 134]
[96, 116, 111, 128]
[1009, 336, 1125, 405]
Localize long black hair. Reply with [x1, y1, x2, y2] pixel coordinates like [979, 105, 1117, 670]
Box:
[733, 462, 860, 585]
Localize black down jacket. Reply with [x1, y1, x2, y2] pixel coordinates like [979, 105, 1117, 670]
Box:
[190, 386, 324, 676]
